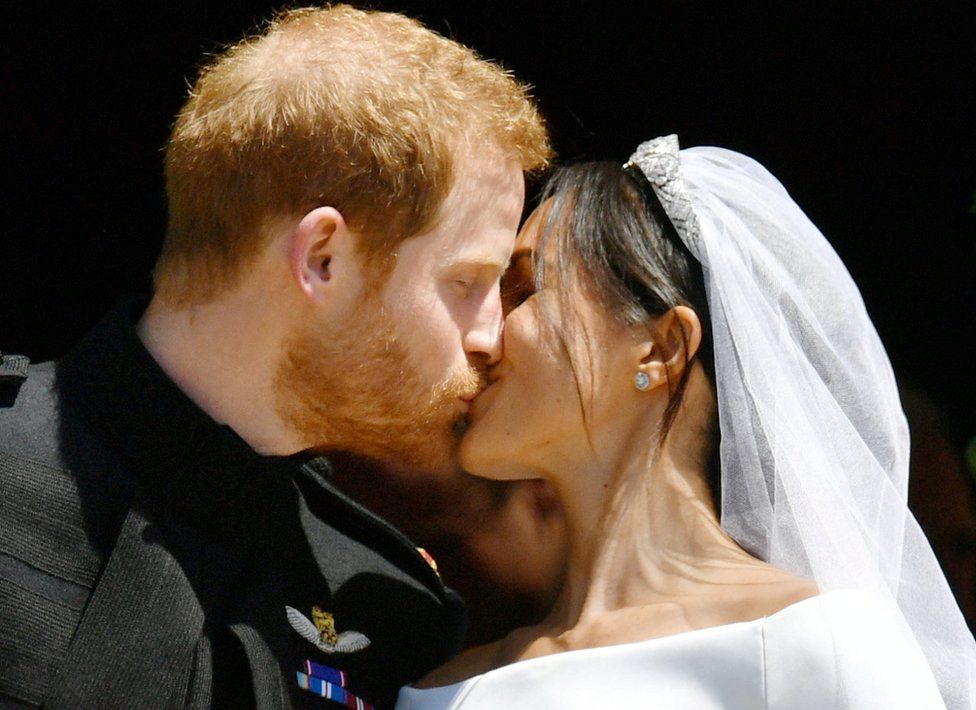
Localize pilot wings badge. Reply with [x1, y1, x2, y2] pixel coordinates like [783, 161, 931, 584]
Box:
[286, 605, 371, 654]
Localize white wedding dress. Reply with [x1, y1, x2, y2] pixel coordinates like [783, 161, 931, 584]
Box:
[397, 591, 946, 709]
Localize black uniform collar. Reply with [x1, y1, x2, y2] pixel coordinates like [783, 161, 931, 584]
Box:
[57, 295, 318, 536]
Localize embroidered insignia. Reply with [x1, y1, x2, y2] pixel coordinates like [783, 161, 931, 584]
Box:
[417, 547, 439, 576]
[296, 671, 374, 709]
[286, 605, 371, 654]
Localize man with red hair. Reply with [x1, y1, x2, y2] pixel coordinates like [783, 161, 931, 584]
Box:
[0, 6, 550, 708]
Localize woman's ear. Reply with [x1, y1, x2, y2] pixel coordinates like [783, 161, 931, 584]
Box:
[288, 206, 354, 303]
[632, 306, 703, 391]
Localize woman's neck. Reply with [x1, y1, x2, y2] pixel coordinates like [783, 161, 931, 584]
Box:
[538, 373, 761, 635]
[547, 456, 743, 629]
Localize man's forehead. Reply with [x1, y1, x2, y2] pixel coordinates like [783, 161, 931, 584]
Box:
[434, 176, 522, 258]
[443, 145, 524, 209]
[395, 144, 523, 273]
[393, 212, 515, 277]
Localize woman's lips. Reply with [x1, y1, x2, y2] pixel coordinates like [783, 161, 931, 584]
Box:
[467, 379, 499, 419]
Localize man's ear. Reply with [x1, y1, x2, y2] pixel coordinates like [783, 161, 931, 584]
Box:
[289, 206, 357, 303]
[631, 306, 703, 391]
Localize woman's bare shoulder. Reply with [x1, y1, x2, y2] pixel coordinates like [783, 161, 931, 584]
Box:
[718, 572, 820, 628]
[413, 623, 550, 688]
[412, 639, 505, 689]
[414, 574, 818, 689]
[751, 573, 820, 615]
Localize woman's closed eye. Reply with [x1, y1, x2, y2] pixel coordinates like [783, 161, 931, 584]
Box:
[501, 269, 535, 314]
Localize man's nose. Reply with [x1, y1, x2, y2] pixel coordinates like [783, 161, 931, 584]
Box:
[463, 287, 504, 366]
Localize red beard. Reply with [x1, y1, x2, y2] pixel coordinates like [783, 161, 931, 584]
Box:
[274, 299, 483, 471]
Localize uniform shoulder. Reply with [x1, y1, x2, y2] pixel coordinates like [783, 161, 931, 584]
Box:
[0, 355, 54, 408]
[0, 351, 34, 407]
[0, 358, 63, 463]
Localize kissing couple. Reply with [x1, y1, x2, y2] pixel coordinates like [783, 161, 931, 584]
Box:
[1, 5, 973, 710]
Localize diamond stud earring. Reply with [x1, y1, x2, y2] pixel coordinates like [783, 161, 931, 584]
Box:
[634, 371, 650, 391]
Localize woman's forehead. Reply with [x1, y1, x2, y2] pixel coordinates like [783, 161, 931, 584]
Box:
[515, 203, 547, 247]
[515, 197, 571, 266]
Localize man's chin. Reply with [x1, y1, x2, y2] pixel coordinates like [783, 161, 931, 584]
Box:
[382, 445, 460, 480]
[377, 418, 463, 475]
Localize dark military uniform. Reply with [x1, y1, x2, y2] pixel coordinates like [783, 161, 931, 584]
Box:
[0, 299, 465, 709]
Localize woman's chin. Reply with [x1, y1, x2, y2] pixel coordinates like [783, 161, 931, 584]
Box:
[458, 426, 495, 478]
[459, 427, 526, 481]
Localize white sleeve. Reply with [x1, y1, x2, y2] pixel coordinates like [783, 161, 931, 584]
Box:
[763, 591, 946, 710]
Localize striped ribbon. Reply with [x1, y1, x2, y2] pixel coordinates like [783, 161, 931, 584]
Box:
[296, 671, 373, 709]
[303, 659, 348, 687]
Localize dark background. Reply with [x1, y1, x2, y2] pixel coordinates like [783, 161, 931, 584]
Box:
[1, 1, 974, 449]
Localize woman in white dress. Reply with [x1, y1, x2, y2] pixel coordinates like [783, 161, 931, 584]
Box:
[397, 136, 976, 709]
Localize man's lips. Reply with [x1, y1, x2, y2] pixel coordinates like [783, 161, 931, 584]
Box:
[460, 376, 492, 403]
[467, 379, 498, 416]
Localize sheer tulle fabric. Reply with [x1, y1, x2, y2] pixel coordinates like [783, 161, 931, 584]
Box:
[629, 136, 976, 709]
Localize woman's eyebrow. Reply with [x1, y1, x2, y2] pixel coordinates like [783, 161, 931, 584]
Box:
[501, 250, 534, 280]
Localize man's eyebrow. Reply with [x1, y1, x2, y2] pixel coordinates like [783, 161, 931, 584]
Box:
[442, 255, 509, 270]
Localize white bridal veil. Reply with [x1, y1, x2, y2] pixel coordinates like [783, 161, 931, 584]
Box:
[628, 135, 976, 709]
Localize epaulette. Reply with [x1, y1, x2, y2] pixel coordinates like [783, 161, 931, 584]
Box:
[0, 352, 30, 384]
[0, 351, 30, 406]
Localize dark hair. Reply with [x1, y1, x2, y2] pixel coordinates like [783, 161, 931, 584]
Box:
[533, 160, 721, 508]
